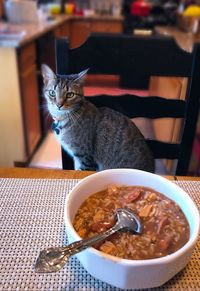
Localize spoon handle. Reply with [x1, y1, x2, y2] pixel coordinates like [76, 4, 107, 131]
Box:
[63, 222, 121, 255]
[35, 223, 121, 273]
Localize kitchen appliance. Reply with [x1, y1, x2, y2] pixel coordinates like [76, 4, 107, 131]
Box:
[130, 0, 151, 17]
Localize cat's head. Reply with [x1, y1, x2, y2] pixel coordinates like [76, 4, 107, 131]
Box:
[41, 64, 88, 116]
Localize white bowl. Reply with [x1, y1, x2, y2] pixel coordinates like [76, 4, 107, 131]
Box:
[64, 169, 200, 289]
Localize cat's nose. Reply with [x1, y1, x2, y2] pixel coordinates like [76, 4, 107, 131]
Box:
[56, 103, 63, 110]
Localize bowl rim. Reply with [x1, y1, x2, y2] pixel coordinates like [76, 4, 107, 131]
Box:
[64, 169, 200, 265]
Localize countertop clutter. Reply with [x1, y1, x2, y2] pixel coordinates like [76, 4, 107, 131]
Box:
[0, 0, 123, 47]
[0, 13, 123, 48]
[0, 15, 71, 47]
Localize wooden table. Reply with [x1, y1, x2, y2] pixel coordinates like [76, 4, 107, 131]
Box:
[0, 167, 199, 181]
[0, 167, 94, 179]
[0, 167, 200, 290]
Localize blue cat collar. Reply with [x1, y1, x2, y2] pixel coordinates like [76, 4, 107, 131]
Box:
[51, 122, 60, 135]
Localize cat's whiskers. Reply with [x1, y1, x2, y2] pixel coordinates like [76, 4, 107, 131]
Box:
[61, 109, 81, 130]
[71, 110, 80, 121]
[40, 104, 49, 112]
[68, 111, 80, 127]
[53, 110, 76, 128]
[73, 110, 82, 126]
[38, 99, 51, 118]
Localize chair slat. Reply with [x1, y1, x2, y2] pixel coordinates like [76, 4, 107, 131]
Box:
[87, 95, 186, 118]
[69, 33, 193, 77]
[146, 140, 180, 159]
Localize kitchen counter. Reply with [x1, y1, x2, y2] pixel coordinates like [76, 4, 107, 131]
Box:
[0, 14, 124, 48]
[0, 13, 124, 167]
[0, 15, 69, 47]
[155, 25, 199, 52]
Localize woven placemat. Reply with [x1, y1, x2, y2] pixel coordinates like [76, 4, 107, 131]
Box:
[0, 178, 199, 291]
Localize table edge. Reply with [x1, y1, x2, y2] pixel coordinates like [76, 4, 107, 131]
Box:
[0, 167, 199, 181]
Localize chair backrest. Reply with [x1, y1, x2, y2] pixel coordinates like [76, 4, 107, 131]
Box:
[55, 33, 200, 175]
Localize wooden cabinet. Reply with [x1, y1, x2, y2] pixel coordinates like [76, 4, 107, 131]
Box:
[70, 20, 91, 48]
[91, 20, 123, 33]
[18, 42, 41, 159]
[36, 32, 55, 136]
[37, 22, 71, 136]
[54, 21, 70, 38]
[70, 19, 123, 48]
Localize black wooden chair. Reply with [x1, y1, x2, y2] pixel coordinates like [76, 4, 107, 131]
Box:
[55, 33, 200, 175]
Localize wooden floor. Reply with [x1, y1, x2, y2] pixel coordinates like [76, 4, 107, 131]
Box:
[29, 131, 62, 169]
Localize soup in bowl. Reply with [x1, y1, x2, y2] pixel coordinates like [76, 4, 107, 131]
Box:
[64, 169, 199, 289]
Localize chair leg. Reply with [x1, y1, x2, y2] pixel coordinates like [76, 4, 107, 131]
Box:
[192, 134, 200, 175]
[61, 147, 74, 170]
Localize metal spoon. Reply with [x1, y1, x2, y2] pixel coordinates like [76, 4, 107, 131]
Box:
[35, 208, 143, 273]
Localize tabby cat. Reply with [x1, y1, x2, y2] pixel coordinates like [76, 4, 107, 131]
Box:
[41, 64, 154, 172]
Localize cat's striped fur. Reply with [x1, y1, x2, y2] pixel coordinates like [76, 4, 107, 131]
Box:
[41, 64, 154, 172]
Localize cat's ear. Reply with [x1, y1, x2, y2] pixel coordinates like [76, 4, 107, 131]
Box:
[41, 64, 56, 85]
[74, 68, 89, 84]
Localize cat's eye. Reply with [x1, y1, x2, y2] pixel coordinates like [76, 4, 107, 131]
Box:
[66, 92, 75, 98]
[49, 90, 56, 98]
